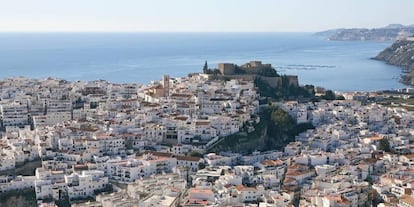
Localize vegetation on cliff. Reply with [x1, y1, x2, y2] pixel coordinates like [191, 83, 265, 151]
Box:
[265, 106, 314, 149]
[209, 106, 314, 154]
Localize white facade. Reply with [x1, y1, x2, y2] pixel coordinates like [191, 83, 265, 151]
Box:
[66, 170, 108, 200]
[0, 176, 36, 192]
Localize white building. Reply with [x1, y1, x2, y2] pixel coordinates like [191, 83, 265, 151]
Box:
[65, 170, 108, 200]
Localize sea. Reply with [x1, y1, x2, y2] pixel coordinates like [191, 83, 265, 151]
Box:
[0, 32, 406, 92]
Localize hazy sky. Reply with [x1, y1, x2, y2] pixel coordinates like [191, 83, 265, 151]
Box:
[0, 0, 413, 32]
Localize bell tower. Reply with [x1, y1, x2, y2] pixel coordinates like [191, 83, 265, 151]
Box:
[162, 75, 170, 97]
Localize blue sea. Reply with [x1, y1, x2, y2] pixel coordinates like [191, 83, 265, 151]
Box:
[0, 32, 405, 91]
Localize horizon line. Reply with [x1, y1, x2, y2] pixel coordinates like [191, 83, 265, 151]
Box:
[0, 30, 318, 33]
[0, 24, 404, 33]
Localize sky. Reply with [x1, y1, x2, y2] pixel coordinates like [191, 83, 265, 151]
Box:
[0, 0, 413, 32]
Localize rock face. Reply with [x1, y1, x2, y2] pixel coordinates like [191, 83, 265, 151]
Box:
[316, 24, 414, 41]
[373, 38, 414, 84]
[374, 39, 414, 68]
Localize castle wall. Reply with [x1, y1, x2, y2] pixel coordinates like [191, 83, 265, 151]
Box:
[218, 63, 235, 75]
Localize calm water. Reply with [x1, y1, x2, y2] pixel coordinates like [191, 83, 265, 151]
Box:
[0, 32, 405, 91]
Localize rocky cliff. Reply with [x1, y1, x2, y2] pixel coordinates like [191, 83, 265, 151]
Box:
[373, 38, 414, 84]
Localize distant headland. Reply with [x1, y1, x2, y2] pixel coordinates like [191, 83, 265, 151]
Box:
[316, 24, 414, 41]
[373, 36, 414, 85]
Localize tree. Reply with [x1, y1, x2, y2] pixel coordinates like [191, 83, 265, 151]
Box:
[323, 90, 336, 100]
[203, 61, 208, 74]
[198, 162, 206, 170]
[379, 138, 391, 152]
[188, 151, 203, 158]
[271, 107, 295, 134]
[336, 95, 345, 100]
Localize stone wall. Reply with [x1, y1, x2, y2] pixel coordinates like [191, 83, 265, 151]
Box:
[257, 76, 281, 88]
[218, 63, 235, 75]
[218, 74, 299, 88]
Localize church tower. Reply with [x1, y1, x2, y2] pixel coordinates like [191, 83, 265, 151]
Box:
[162, 75, 170, 97]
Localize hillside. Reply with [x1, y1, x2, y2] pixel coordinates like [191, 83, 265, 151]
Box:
[208, 106, 314, 154]
[373, 38, 414, 84]
[316, 24, 414, 41]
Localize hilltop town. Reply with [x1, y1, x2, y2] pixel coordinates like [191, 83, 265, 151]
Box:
[1, 62, 414, 207]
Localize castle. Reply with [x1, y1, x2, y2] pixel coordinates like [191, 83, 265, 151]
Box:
[214, 61, 299, 88]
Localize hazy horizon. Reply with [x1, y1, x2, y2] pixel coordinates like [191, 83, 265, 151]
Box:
[1, 0, 413, 33]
